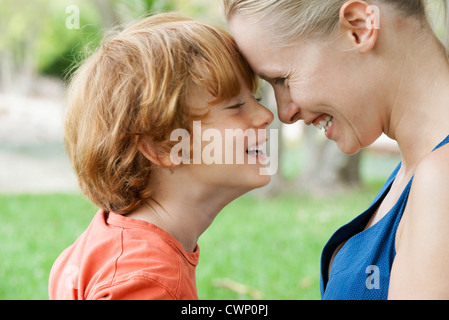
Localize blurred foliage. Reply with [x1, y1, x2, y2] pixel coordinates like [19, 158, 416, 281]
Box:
[0, 0, 221, 81]
[1, 0, 447, 83]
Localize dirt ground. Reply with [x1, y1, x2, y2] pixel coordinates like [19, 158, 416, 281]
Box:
[0, 91, 79, 193]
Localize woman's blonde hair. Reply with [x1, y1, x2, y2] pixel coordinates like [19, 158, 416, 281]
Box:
[222, 0, 448, 46]
[65, 13, 257, 215]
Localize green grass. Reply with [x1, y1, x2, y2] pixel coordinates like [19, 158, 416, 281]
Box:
[197, 183, 382, 300]
[0, 193, 95, 300]
[0, 181, 385, 300]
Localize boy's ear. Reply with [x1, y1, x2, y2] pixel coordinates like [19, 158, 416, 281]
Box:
[339, 0, 379, 53]
[136, 135, 177, 168]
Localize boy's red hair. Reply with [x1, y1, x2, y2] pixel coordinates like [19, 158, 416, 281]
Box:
[65, 13, 258, 214]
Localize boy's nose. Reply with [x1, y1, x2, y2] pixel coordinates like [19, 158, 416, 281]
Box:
[252, 102, 274, 128]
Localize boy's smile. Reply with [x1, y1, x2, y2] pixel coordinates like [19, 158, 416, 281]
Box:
[177, 80, 275, 191]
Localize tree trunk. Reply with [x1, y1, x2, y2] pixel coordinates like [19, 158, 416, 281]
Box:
[295, 126, 362, 194]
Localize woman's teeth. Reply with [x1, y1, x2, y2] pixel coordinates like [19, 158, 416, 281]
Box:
[315, 116, 333, 131]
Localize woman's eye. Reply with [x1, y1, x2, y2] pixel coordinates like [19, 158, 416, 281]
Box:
[274, 77, 287, 86]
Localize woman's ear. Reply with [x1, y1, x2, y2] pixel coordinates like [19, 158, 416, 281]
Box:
[136, 135, 178, 168]
[339, 0, 379, 53]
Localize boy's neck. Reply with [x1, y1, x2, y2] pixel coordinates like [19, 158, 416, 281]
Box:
[126, 171, 245, 252]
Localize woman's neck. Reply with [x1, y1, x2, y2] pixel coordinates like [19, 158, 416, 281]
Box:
[383, 24, 449, 174]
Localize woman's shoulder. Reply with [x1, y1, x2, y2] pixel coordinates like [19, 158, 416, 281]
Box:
[407, 143, 449, 222]
[413, 142, 449, 198]
[389, 143, 449, 299]
[395, 142, 449, 253]
[397, 141, 449, 250]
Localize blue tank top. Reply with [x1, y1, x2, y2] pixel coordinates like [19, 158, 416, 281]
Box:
[320, 135, 449, 300]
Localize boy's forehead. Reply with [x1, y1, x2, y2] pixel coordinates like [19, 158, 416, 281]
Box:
[188, 79, 244, 108]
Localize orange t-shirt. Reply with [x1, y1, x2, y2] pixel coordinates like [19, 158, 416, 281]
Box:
[49, 210, 199, 300]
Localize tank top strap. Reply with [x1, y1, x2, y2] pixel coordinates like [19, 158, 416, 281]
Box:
[433, 135, 449, 151]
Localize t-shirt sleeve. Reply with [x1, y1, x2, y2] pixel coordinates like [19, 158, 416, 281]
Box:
[89, 275, 178, 300]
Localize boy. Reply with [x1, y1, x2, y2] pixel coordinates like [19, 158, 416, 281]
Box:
[49, 13, 273, 300]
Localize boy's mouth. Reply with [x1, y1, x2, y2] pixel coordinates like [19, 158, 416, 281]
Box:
[246, 141, 266, 158]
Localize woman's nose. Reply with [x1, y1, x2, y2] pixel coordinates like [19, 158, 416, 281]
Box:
[275, 91, 301, 124]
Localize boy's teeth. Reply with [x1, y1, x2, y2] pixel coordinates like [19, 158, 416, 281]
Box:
[247, 142, 266, 156]
[248, 146, 259, 152]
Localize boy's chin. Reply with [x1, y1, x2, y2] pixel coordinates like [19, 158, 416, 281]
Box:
[247, 173, 272, 190]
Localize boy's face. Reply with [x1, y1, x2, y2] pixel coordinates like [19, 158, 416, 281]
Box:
[175, 78, 274, 194]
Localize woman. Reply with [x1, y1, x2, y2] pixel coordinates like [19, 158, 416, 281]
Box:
[49, 13, 273, 299]
[223, 0, 449, 299]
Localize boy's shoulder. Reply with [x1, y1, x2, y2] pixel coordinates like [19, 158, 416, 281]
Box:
[50, 210, 199, 299]
[91, 212, 200, 299]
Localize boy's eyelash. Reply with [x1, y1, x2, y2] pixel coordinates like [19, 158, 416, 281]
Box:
[227, 102, 245, 109]
[227, 95, 262, 109]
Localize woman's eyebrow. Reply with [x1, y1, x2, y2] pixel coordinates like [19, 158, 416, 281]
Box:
[255, 68, 273, 81]
[258, 73, 271, 81]
[255, 66, 284, 82]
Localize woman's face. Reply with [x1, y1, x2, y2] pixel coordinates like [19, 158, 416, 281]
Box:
[229, 15, 386, 155]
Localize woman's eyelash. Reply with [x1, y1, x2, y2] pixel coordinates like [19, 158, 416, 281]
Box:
[274, 77, 287, 85]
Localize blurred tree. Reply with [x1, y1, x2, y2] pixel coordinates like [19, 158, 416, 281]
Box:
[0, 0, 202, 92]
[93, 0, 122, 27]
[39, 1, 103, 81]
[0, 0, 50, 94]
[295, 127, 362, 194]
[0, 0, 101, 92]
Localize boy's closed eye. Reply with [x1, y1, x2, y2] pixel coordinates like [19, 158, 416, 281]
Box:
[226, 94, 262, 110]
[226, 102, 245, 110]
